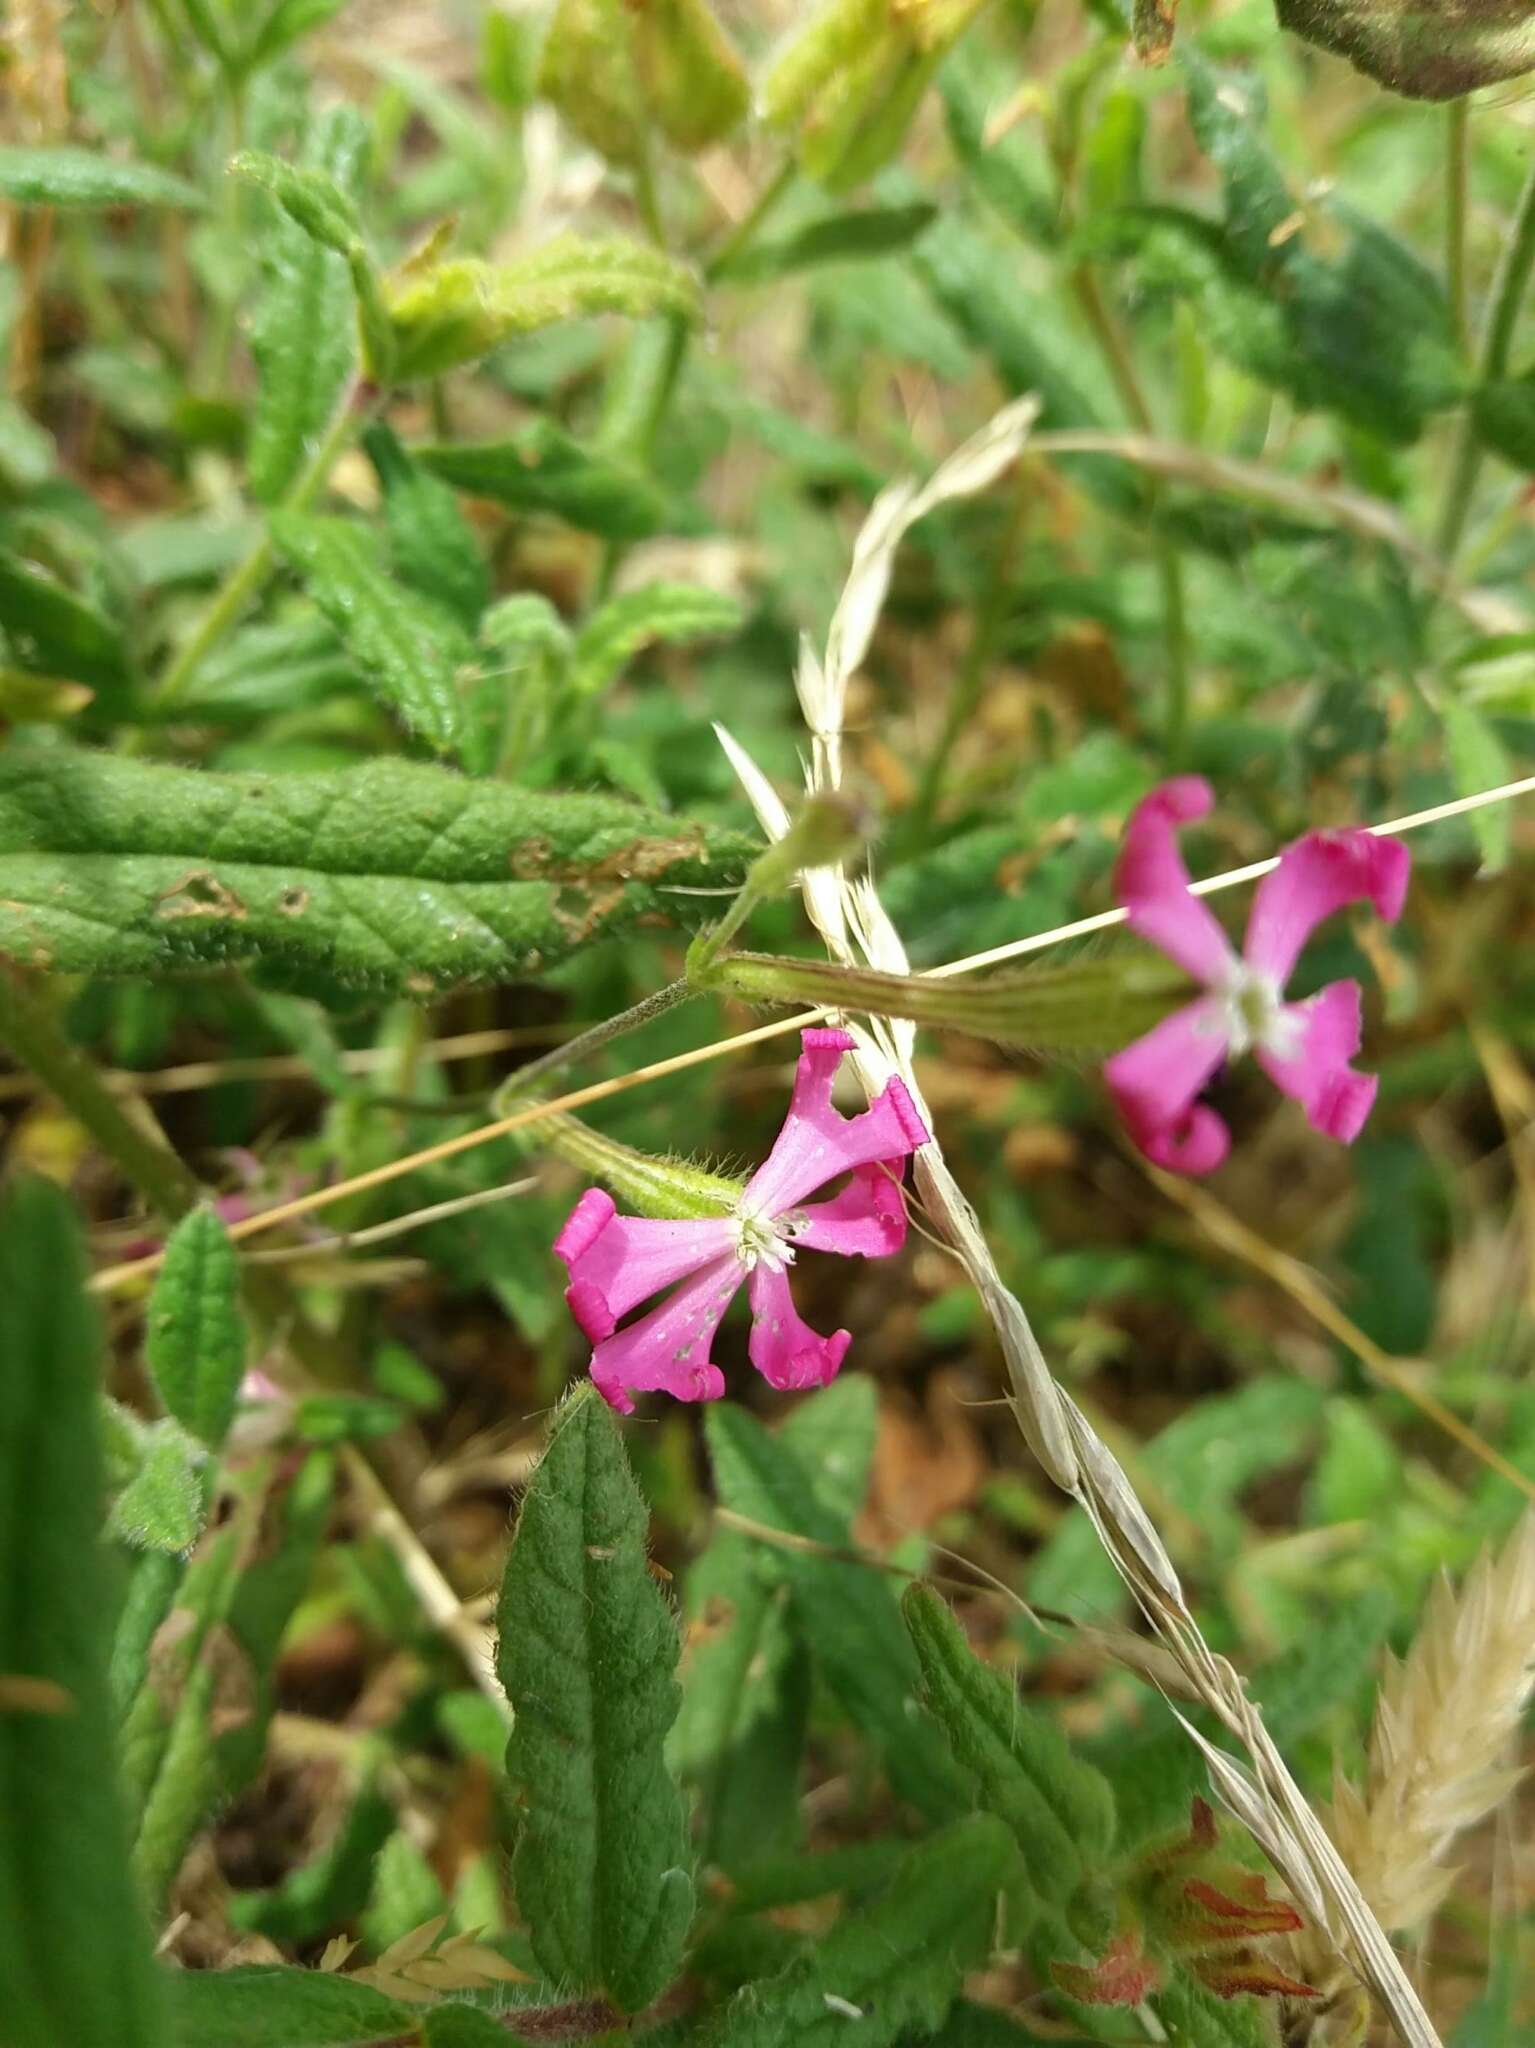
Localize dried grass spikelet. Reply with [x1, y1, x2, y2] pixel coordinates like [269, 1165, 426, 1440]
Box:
[715, 397, 1441, 2048]
[1333, 1512, 1535, 1932]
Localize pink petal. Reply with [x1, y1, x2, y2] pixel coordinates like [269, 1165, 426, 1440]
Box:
[1256, 980, 1378, 1143]
[1115, 777, 1237, 988]
[742, 1028, 929, 1220]
[1103, 995, 1233, 1176]
[554, 1187, 735, 1342]
[794, 1160, 910, 1258]
[747, 1264, 851, 1392]
[1243, 830, 1409, 987]
[587, 1256, 742, 1415]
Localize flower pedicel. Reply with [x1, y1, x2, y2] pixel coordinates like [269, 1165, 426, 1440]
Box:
[555, 1027, 928, 1413]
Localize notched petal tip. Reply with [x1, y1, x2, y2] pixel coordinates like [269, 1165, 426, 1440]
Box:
[800, 1025, 857, 1054]
[553, 1188, 616, 1269]
[566, 1278, 616, 1343]
[1142, 1104, 1231, 1176]
[879, 1074, 930, 1155]
[1115, 778, 1233, 988]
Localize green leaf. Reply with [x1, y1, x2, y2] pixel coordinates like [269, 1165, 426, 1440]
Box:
[0, 1177, 167, 2048]
[0, 544, 131, 693]
[1472, 376, 1535, 470]
[362, 1829, 449, 1953]
[247, 107, 366, 504]
[775, 1373, 878, 1524]
[268, 512, 474, 754]
[697, 1814, 1014, 2048]
[495, 1384, 693, 2012]
[571, 583, 742, 701]
[244, 0, 351, 67]
[164, 1965, 415, 2048]
[424, 2007, 536, 2048]
[716, 202, 939, 283]
[107, 1419, 206, 1554]
[703, 1404, 968, 1820]
[415, 421, 671, 539]
[145, 1207, 246, 1452]
[229, 150, 394, 377]
[0, 144, 204, 210]
[363, 422, 490, 629]
[0, 749, 757, 996]
[1444, 699, 1514, 872]
[539, 0, 748, 164]
[1308, 1397, 1403, 1527]
[941, 47, 1060, 247]
[231, 1784, 396, 1943]
[109, 1548, 185, 1720]
[903, 1583, 1115, 1905]
[1275, 0, 1535, 98]
[385, 236, 701, 381]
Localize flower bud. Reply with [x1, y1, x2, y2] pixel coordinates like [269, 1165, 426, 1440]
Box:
[1275, 0, 1535, 98]
[538, 0, 749, 167]
[529, 1108, 744, 1222]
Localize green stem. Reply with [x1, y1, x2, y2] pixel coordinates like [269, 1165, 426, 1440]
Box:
[148, 377, 375, 718]
[1435, 150, 1535, 568]
[0, 971, 197, 1220]
[491, 979, 696, 1114]
[705, 159, 797, 282]
[1446, 98, 1470, 353]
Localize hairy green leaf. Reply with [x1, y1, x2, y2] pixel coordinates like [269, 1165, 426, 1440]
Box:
[495, 1384, 693, 2011]
[109, 1549, 186, 1721]
[164, 1965, 415, 2047]
[415, 421, 671, 538]
[698, 1814, 1014, 2048]
[363, 421, 489, 628]
[0, 749, 756, 995]
[0, 1177, 167, 2048]
[229, 150, 393, 375]
[703, 1404, 968, 1820]
[146, 1207, 246, 1451]
[247, 107, 366, 504]
[0, 544, 130, 693]
[0, 143, 204, 210]
[903, 1584, 1115, 1905]
[107, 1418, 206, 1553]
[269, 512, 473, 754]
[386, 236, 701, 380]
[715, 202, 938, 283]
[571, 583, 741, 701]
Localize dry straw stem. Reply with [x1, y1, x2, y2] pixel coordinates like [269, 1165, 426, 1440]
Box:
[1328, 1512, 1535, 1936]
[715, 395, 1442, 2048]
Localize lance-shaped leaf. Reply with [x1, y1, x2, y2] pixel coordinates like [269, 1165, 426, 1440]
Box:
[495, 1383, 693, 2012]
[570, 583, 742, 701]
[269, 512, 473, 754]
[0, 1178, 167, 2048]
[0, 143, 204, 210]
[247, 107, 367, 504]
[903, 1584, 1116, 1907]
[1275, 0, 1535, 97]
[415, 421, 670, 539]
[363, 421, 489, 629]
[703, 1403, 968, 1820]
[386, 236, 701, 381]
[145, 1207, 246, 1452]
[715, 201, 938, 284]
[165, 1965, 416, 2048]
[0, 749, 757, 996]
[697, 1814, 1015, 2048]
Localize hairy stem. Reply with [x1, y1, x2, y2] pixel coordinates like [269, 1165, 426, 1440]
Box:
[492, 979, 697, 1113]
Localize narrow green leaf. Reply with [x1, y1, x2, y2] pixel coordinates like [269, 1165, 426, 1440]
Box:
[0, 544, 131, 692]
[164, 1965, 416, 2048]
[495, 1383, 693, 2012]
[362, 1829, 449, 1952]
[902, 1583, 1115, 1905]
[941, 48, 1060, 247]
[697, 1814, 1015, 2048]
[1444, 700, 1513, 873]
[231, 1784, 396, 1942]
[109, 1548, 186, 1720]
[703, 1404, 968, 1820]
[106, 1419, 206, 1553]
[247, 107, 366, 504]
[363, 421, 490, 629]
[386, 236, 701, 380]
[269, 511, 474, 753]
[0, 1177, 168, 2048]
[571, 583, 741, 701]
[415, 421, 671, 539]
[244, 0, 351, 67]
[716, 202, 938, 283]
[0, 749, 757, 995]
[0, 143, 205, 210]
[146, 1207, 246, 1451]
[228, 149, 362, 254]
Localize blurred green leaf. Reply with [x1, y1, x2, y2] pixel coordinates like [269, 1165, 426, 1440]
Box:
[0, 144, 205, 210]
[697, 1814, 1015, 2048]
[269, 512, 472, 754]
[106, 1418, 206, 1554]
[0, 1178, 168, 2048]
[109, 1550, 185, 1722]
[0, 545, 130, 694]
[232, 1785, 396, 1943]
[362, 422, 489, 630]
[362, 1830, 449, 1953]
[244, 0, 351, 68]
[495, 1384, 693, 2012]
[716, 202, 939, 283]
[571, 583, 742, 701]
[540, 0, 748, 163]
[146, 1207, 246, 1452]
[164, 1966, 414, 2047]
[1444, 699, 1513, 872]
[415, 422, 671, 539]
[1308, 1399, 1404, 1527]
[1472, 375, 1535, 470]
[0, 749, 754, 994]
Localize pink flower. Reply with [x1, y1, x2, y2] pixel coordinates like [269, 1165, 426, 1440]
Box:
[554, 1028, 929, 1414]
[1103, 778, 1409, 1175]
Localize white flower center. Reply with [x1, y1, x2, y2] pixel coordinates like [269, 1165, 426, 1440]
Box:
[1215, 963, 1301, 1061]
[732, 1205, 801, 1274]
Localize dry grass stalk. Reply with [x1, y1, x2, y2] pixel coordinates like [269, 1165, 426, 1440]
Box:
[716, 396, 1441, 2048]
[1332, 1511, 1535, 1933]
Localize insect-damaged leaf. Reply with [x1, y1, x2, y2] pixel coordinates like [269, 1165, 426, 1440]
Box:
[496, 1385, 692, 2011]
